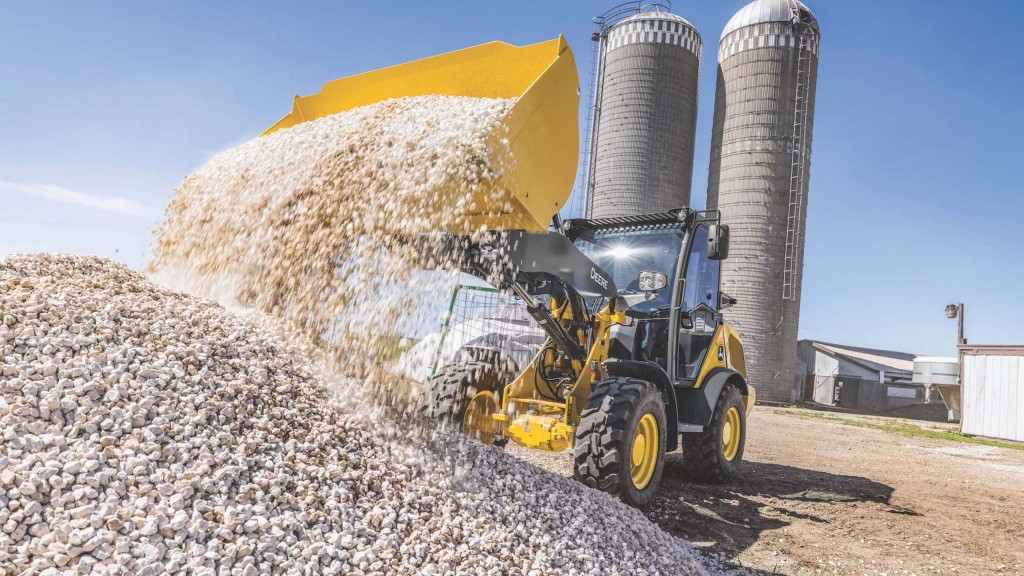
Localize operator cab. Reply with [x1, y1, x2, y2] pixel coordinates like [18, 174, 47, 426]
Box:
[569, 209, 727, 387]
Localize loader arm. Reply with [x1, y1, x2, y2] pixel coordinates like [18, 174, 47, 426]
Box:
[458, 230, 618, 363]
[463, 230, 617, 299]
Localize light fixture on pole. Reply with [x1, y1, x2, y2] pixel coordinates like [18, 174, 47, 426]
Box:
[945, 303, 965, 345]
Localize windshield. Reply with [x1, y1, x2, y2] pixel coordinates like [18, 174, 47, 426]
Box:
[575, 226, 684, 315]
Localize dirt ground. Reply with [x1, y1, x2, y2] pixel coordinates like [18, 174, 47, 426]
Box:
[510, 407, 1024, 575]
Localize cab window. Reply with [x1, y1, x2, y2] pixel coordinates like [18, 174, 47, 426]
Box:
[681, 226, 720, 313]
[575, 226, 684, 316]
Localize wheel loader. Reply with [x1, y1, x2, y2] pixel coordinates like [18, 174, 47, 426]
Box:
[262, 36, 754, 508]
[427, 210, 753, 507]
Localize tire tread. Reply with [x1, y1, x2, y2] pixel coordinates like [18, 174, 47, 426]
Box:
[681, 384, 745, 483]
[573, 377, 665, 506]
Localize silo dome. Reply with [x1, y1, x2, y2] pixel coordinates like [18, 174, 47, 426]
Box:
[586, 6, 702, 219]
[621, 11, 694, 28]
[721, 0, 819, 40]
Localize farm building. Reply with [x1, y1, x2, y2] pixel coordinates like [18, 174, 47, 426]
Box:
[959, 344, 1024, 442]
[797, 340, 935, 412]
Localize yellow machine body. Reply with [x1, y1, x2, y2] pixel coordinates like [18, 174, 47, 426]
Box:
[492, 298, 614, 451]
[262, 37, 580, 233]
[694, 323, 756, 415]
[481, 297, 751, 452]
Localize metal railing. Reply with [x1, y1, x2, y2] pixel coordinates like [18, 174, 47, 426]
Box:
[594, 1, 672, 30]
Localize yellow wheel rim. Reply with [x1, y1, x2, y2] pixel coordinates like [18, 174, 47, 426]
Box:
[630, 414, 659, 490]
[722, 406, 742, 461]
[463, 390, 500, 445]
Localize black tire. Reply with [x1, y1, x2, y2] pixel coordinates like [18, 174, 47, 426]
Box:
[681, 384, 746, 483]
[423, 360, 507, 445]
[573, 377, 667, 508]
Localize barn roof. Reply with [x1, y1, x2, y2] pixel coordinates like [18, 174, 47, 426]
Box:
[802, 340, 917, 381]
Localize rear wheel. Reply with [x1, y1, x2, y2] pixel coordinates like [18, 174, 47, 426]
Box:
[573, 377, 666, 508]
[423, 360, 507, 445]
[681, 384, 746, 482]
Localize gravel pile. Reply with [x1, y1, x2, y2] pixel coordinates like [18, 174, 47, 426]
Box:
[1, 254, 718, 575]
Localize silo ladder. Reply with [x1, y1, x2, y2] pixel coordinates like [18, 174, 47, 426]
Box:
[782, 34, 812, 302]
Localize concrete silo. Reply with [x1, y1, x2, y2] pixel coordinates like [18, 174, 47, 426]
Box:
[586, 3, 702, 218]
[706, 0, 821, 403]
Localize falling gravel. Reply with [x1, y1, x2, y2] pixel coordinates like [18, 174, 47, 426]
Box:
[1, 255, 717, 575]
[151, 95, 519, 376]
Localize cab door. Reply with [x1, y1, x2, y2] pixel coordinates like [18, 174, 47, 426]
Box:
[674, 225, 722, 385]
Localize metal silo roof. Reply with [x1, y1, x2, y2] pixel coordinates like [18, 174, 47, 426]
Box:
[721, 0, 819, 40]
[619, 11, 695, 27]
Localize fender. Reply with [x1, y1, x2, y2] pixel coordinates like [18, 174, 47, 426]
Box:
[676, 368, 749, 428]
[603, 359, 680, 452]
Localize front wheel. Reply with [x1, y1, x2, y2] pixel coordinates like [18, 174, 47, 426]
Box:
[681, 383, 746, 482]
[573, 378, 667, 508]
[422, 360, 506, 445]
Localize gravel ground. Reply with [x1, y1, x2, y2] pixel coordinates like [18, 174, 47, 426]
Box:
[1, 254, 732, 575]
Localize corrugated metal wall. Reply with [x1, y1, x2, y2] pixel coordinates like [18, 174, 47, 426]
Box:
[962, 353, 1024, 442]
[799, 345, 888, 405]
[587, 12, 702, 218]
[812, 353, 837, 404]
[707, 3, 820, 403]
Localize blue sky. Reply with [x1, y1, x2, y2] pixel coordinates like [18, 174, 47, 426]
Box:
[2, 1, 1023, 356]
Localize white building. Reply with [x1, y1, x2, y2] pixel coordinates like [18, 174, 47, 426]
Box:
[960, 345, 1024, 442]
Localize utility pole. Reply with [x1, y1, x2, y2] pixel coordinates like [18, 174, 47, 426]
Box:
[945, 303, 966, 387]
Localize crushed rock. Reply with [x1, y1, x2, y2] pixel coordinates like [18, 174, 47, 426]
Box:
[0, 254, 730, 575]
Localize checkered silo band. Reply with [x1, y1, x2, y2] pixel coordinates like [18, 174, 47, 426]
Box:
[605, 18, 702, 57]
[718, 22, 821, 63]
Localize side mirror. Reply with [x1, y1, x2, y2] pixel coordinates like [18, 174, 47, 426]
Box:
[637, 270, 667, 292]
[708, 224, 730, 261]
[719, 291, 737, 310]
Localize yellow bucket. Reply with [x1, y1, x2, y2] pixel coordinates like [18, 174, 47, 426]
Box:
[263, 37, 580, 233]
